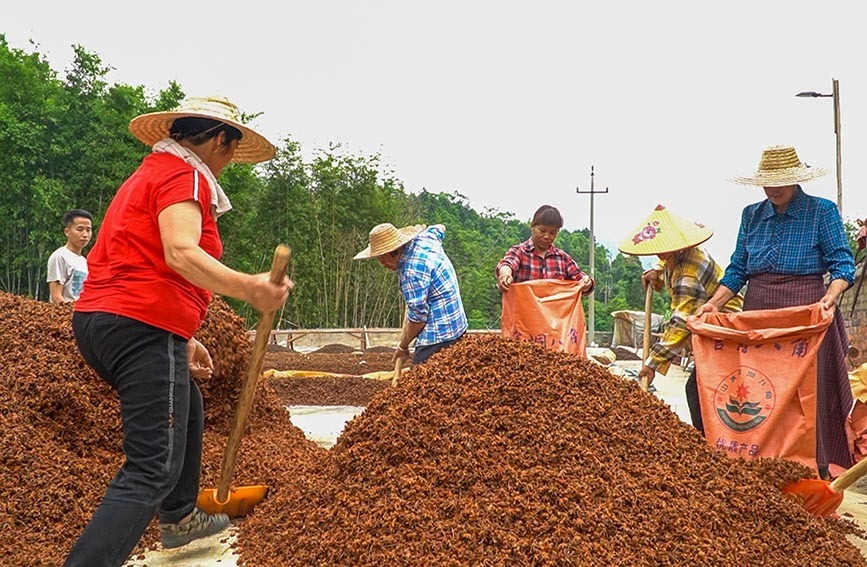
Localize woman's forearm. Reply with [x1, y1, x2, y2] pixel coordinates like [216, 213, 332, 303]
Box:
[707, 285, 736, 310]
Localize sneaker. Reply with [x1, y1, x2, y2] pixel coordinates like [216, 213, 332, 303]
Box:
[159, 508, 230, 549]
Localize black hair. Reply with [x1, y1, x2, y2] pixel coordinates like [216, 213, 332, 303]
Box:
[169, 117, 243, 151]
[62, 209, 93, 228]
[530, 205, 564, 229]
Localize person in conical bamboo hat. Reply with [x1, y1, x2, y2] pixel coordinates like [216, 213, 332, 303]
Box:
[618, 205, 743, 436]
[700, 144, 855, 479]
[354, 222, 467, 366]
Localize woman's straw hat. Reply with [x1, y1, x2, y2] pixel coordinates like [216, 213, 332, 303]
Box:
[129, 96, 276, 163]
[353, 223, 426, 260]
[618, 205, 713, 256]
[730, 145, 827, 187]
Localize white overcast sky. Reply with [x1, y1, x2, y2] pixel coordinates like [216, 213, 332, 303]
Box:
[5, 1, 867, 269]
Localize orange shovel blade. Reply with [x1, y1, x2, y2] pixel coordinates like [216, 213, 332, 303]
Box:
[782, 478, 843, 518]
[197, 485, 269, 518]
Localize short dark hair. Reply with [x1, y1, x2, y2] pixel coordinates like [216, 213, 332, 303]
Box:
[62, 209, 93, 228]
[530, 205, 563, 229]
[169, 117, 243, 151]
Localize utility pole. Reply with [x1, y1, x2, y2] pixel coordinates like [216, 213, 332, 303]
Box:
[576, 166, 608, 346]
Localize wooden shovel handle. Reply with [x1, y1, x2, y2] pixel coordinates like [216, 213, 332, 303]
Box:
[216, 245, 291, 503]
[640, 284, 653, 392]
[831, 455, 867, 492]
[392, 307, 409, 387]
[392, 358, 402, 387]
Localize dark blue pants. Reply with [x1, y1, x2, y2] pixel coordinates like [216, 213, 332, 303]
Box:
[64, 312, 203, 567]
[413, 334, 464, 365]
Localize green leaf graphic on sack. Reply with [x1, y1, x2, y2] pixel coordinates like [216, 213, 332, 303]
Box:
[718, 397, 767, 432]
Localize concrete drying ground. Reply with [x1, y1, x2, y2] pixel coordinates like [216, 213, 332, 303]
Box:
[126, 361, 867, 566]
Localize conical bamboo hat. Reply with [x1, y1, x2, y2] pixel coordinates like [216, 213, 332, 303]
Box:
[618, 205, 712, 256]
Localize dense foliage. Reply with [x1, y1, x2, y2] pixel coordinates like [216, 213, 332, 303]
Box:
[0, 36, 669, 334]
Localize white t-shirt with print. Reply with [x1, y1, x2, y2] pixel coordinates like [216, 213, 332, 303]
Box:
[47, 246, 88, 301]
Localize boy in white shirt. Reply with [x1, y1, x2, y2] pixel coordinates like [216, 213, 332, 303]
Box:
[47, 209, 93, 303]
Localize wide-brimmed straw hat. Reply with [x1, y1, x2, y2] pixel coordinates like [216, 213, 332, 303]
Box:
[129, 96, 276, 163]
[353, 223, 426, 260]
[730, 145, 827, 187]
[618, 205, 713, 256]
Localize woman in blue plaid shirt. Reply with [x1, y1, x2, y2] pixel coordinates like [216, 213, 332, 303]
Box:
[700, 145, 856, 479]
[355, 222, 468, 366]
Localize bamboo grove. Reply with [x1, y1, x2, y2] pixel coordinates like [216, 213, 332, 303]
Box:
[0, 36, 668, 332]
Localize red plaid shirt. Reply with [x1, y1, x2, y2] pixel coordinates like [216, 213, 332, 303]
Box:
[497, 239, 595, 294]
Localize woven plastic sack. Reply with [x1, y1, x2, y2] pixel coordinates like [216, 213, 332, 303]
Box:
[687, 303, 833, 470]
[501, 279, 587, 357]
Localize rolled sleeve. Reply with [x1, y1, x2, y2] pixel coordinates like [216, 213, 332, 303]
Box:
[496, 245, 521, 277]
[818, 201, 856, 285]
[401, 268, 431, 323]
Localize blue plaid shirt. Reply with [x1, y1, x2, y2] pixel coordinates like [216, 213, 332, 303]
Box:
[720, 186, 855, 292]
[398, 225, 468, 346]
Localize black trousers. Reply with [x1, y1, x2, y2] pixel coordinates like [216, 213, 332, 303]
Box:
[64, 312, 203, 567]
[685, 366, 704, 436]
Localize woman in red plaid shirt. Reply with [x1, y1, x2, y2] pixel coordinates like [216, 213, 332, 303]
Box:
[496, 205, 594, 294]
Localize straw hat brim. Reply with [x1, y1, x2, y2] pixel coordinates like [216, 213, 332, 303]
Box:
[618, 232, 712, 256]
[129, 110, 276, 164]
[729, 166, 828, 187]
[354, 225, 426, 260]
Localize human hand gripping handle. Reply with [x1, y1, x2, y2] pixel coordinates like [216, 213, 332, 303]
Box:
[245, 251, 293, 314]
[392, 309, 412, 386]
[641, 268, 661, 291]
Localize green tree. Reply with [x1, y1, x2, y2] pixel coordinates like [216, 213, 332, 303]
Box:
[0, 36, 673, 335]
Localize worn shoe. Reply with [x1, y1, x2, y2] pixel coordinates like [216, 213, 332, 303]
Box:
[159, 508, 230, 549]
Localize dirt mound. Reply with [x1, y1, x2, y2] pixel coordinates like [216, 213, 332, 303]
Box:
[312, 343, 359, 354]
[612, 345, 642, 361]
[365, 345, 398, 353]
[237, 335, 866, 566]
[263, 351, 394, 376]
[0, 293, 319, 565]
[5, 294, 864, 566]
[270, 376, 388, 406]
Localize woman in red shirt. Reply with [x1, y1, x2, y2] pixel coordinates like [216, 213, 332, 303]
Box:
[65, 97, 291, 567]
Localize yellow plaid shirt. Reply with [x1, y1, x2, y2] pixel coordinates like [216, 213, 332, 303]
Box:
[647, 246, 743, 374]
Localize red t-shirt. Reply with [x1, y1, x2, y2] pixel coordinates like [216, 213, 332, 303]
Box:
[75, 153, 223, 339]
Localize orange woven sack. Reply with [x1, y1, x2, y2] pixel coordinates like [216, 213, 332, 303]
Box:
[501, 279, 587, 357]
[687, 303, 833, 470]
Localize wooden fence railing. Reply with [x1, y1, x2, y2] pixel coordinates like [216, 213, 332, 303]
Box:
[253, 328, 500, 351]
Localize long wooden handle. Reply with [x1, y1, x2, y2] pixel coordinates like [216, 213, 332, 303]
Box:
[392, 306, 408, 387]
[216, 245, 290, 503]
[392, 358, 402, 387]
[831, 455, 867, 493]
[640, 284, 653, 392]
